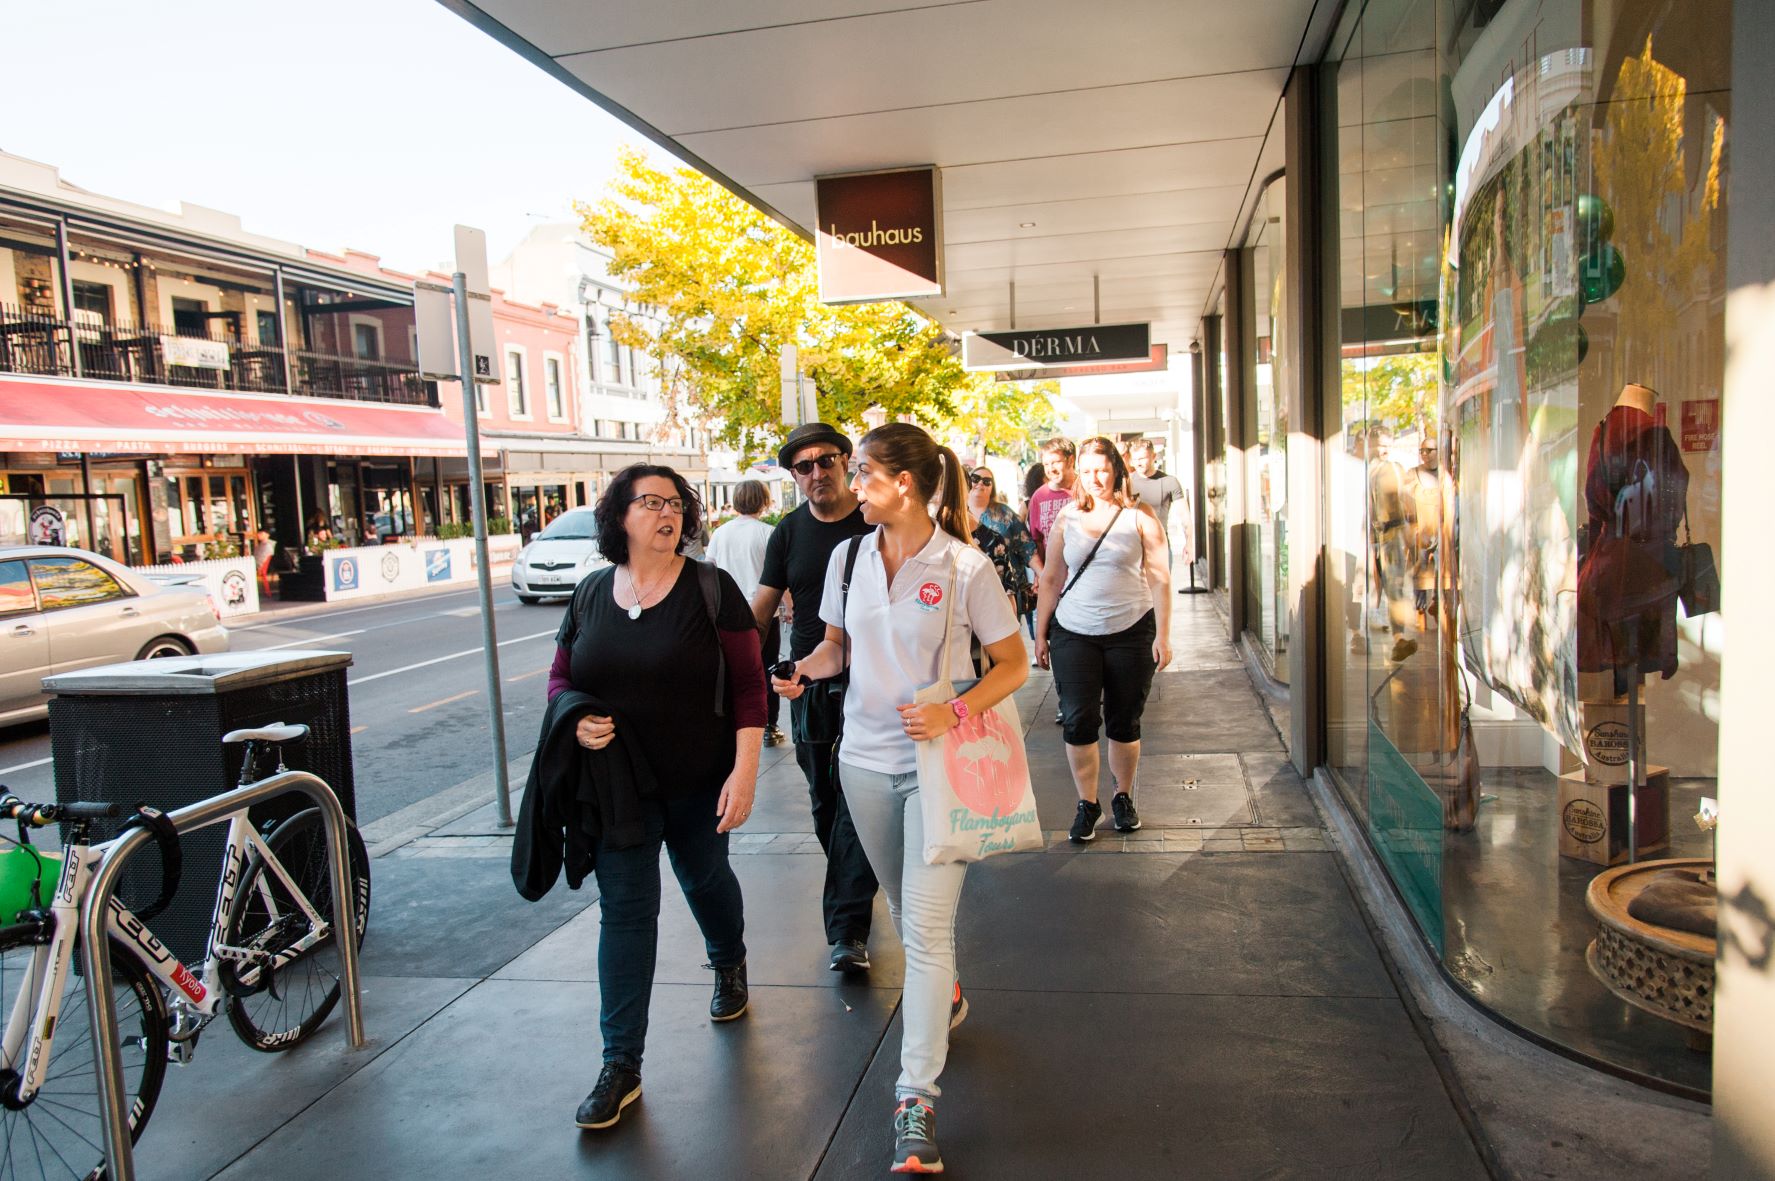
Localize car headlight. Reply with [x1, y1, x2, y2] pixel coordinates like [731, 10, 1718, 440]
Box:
[580, 552, 601, 567]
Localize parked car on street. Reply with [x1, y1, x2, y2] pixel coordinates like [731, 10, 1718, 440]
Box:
[510, 508, 606, 604]
[0, 545, 231, 726]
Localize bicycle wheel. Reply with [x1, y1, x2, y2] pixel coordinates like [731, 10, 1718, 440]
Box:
[223, 808, 370, 1052]
[0, 922, 169, 1181]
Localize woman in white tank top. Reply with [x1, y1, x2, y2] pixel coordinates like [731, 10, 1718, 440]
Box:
[1033, 437, 1172, 843]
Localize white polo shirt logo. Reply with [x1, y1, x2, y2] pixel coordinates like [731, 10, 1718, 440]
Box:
[916, 581, 944, 611]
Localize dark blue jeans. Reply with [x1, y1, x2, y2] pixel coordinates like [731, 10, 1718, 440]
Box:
[595, 788, 746, 1071]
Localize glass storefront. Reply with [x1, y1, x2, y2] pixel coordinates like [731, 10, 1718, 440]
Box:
[1243, 178, 1291, 682]
[1314, 0, 1728, 1095]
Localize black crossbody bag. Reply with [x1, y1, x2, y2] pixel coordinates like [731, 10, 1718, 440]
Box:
[1058, 506, 1125, 600]
[790, 535, 865, 746]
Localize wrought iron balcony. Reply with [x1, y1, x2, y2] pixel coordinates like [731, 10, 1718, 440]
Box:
[0, 304, 437, 407]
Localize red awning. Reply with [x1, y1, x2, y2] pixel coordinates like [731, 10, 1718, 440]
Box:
[0, 376, 484, 458]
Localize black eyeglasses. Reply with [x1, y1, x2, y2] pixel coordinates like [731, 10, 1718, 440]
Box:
[629, 493, 686, 514]
[789, 452, 844, 477]
[968, 473, 993, 486]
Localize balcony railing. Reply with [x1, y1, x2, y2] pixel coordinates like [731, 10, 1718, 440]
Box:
[0, 305, 437, 407]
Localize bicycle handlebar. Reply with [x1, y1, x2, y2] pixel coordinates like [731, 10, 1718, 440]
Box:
[0, 793, 122, 827]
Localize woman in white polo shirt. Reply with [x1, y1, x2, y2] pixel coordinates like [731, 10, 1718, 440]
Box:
[772, 422, 1026, 1175]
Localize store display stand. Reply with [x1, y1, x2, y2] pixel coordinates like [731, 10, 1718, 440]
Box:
[1178, 557, 1207, 594]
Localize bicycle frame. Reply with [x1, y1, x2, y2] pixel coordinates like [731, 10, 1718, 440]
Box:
[0, 809, 329, 1105]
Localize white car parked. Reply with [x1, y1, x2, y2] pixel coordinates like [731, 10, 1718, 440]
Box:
[0, 545, 231, 726]
[510, 509, 608, 604]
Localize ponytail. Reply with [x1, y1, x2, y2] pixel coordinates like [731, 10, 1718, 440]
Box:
[933, 445, 971, 543]
[857, 422, 972, 542]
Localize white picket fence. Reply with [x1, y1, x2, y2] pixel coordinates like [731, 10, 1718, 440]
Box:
[131, 557, 260, 618]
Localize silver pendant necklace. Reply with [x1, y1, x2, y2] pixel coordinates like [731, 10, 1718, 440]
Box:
[624, 563, 669, 620]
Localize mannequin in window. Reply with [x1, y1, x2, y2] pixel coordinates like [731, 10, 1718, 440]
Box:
[1576, 382, 1688, 697]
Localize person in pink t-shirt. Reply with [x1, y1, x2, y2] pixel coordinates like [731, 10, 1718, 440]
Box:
[1026, 437, 1077, 577]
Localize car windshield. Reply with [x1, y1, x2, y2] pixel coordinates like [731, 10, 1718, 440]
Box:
[538, 510, 597, 541]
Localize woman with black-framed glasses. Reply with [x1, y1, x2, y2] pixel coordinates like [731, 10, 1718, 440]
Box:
[521, 462, 767, 1132]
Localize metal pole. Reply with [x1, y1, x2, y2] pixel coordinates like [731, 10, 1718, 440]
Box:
[54, 218, 81, 379]
[1626, 675, 1642, 865]
[453, 273, 512, 826]
[84, 770, 366, 1181]
[79, 453, 98, 554]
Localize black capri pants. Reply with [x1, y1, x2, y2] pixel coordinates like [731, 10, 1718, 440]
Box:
[1049, 610, 1158, 745]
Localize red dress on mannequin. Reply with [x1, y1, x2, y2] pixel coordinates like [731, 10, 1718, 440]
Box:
[1576, 404, 1688, 695]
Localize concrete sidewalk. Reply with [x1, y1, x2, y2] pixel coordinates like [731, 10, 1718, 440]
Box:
[137, 597, 1499, 1179]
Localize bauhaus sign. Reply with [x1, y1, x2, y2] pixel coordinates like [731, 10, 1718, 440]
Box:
[815, 167, 943, 304]
[961, 322, 1151, 372]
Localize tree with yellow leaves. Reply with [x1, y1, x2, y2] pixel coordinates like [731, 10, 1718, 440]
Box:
[579, 149, 1041, 464]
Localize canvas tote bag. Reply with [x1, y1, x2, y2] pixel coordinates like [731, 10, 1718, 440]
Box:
[912, 550, 1042, 865]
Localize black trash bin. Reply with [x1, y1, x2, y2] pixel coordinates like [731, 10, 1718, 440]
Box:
[44, 650, 356, 964]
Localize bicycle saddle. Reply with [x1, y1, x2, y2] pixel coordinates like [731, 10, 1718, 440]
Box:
[222, 723, 310, 745]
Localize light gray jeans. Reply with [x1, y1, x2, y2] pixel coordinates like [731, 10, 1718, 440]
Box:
[838, 761, 968, 1101]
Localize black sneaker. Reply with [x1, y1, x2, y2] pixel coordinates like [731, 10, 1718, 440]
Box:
[1111, 792, 1142, 832]
[708, 961, 748, 1021]
[575, 1062, 642, 1130]
[829, 939, 870, 973]
[764, 725, 786, 747]
[1068, 799, 1103, 843]
[891, 1097, 943, 1174]
[949, 980, 968, 1031]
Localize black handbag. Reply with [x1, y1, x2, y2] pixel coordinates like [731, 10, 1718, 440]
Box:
[790, 535, 865, 746]
[1676, 513, 1719, 617]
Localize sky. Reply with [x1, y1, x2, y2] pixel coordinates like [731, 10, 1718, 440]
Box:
[3, 0, 656, 277]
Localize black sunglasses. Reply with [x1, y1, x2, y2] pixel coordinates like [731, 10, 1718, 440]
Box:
[968, 473, 993, 486]
[789, 452, 844, 476]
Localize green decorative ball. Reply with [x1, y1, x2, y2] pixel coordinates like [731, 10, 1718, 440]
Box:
[1580, 245, 1626, 304]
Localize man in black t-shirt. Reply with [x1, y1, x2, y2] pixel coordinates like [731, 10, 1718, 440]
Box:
[751, 422, 879, 975]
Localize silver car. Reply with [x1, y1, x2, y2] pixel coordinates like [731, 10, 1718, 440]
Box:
[0, 545, 231, 726]
[511, 508, 608, 604]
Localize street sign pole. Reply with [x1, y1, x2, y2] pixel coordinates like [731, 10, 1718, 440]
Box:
[452, 271, 513, 827]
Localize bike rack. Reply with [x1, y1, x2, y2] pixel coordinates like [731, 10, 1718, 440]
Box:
[79, 770, 368, 1181]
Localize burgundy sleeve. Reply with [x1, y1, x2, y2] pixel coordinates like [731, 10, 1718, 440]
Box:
[718, 626, 768, 731]
[546, 645, 572, 701]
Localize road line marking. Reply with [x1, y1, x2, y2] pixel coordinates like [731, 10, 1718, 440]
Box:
[506, 668, 547, 682]
[0, 757, 51, 775]
[410, 690, 478, 714]
[253, 629, 366, 651]
[347, 629, 557, 686]
[230, 589, 519, 632]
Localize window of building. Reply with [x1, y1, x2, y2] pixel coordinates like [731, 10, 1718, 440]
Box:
[507, 349, 528, 416]
[71, 281, 113, 323]
[256, 309, 280, 345]
[604, 328, 623, 383]
[545, 355, 566, 419]
[353, 323, 381, 360]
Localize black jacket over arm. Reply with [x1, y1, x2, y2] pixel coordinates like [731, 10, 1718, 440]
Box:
[511, 689, 659, 901]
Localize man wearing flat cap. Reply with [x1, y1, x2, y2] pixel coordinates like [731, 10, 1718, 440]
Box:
[751, 422, 879, 974]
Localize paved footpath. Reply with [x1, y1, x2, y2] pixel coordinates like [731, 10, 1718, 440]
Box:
[136, 597, 1493, 1180]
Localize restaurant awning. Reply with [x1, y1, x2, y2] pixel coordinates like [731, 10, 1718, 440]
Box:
[0, 376, 485, 458]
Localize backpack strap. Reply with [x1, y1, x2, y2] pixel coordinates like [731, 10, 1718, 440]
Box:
[694, 559, 726, 718]
[838, 533, 865, 680]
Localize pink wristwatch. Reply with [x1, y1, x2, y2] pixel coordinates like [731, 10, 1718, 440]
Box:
[948, 698, 970, 722]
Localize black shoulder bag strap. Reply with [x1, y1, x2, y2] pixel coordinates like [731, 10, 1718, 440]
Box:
[694, 559, 726, 718]
[838, 534, 864, 682]
[1058, 506, 1124, 599]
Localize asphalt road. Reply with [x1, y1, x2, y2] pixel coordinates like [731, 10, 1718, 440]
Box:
[0, 585, 569, 825]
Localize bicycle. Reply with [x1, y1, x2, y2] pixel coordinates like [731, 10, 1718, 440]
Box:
[0, 723, 371, 1181]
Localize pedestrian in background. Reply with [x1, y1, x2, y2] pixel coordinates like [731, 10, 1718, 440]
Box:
[967, 465, 1036, 632]
[1034, 436, 1173, 843]
[1128, 439, 1191, 585]
[526, 463, 766, 1132]
[750, 423, 880, 975]
[710, 479, 785, 745]
[773, 422, 1026, 1175]
[1025, 438, 1077, 578]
